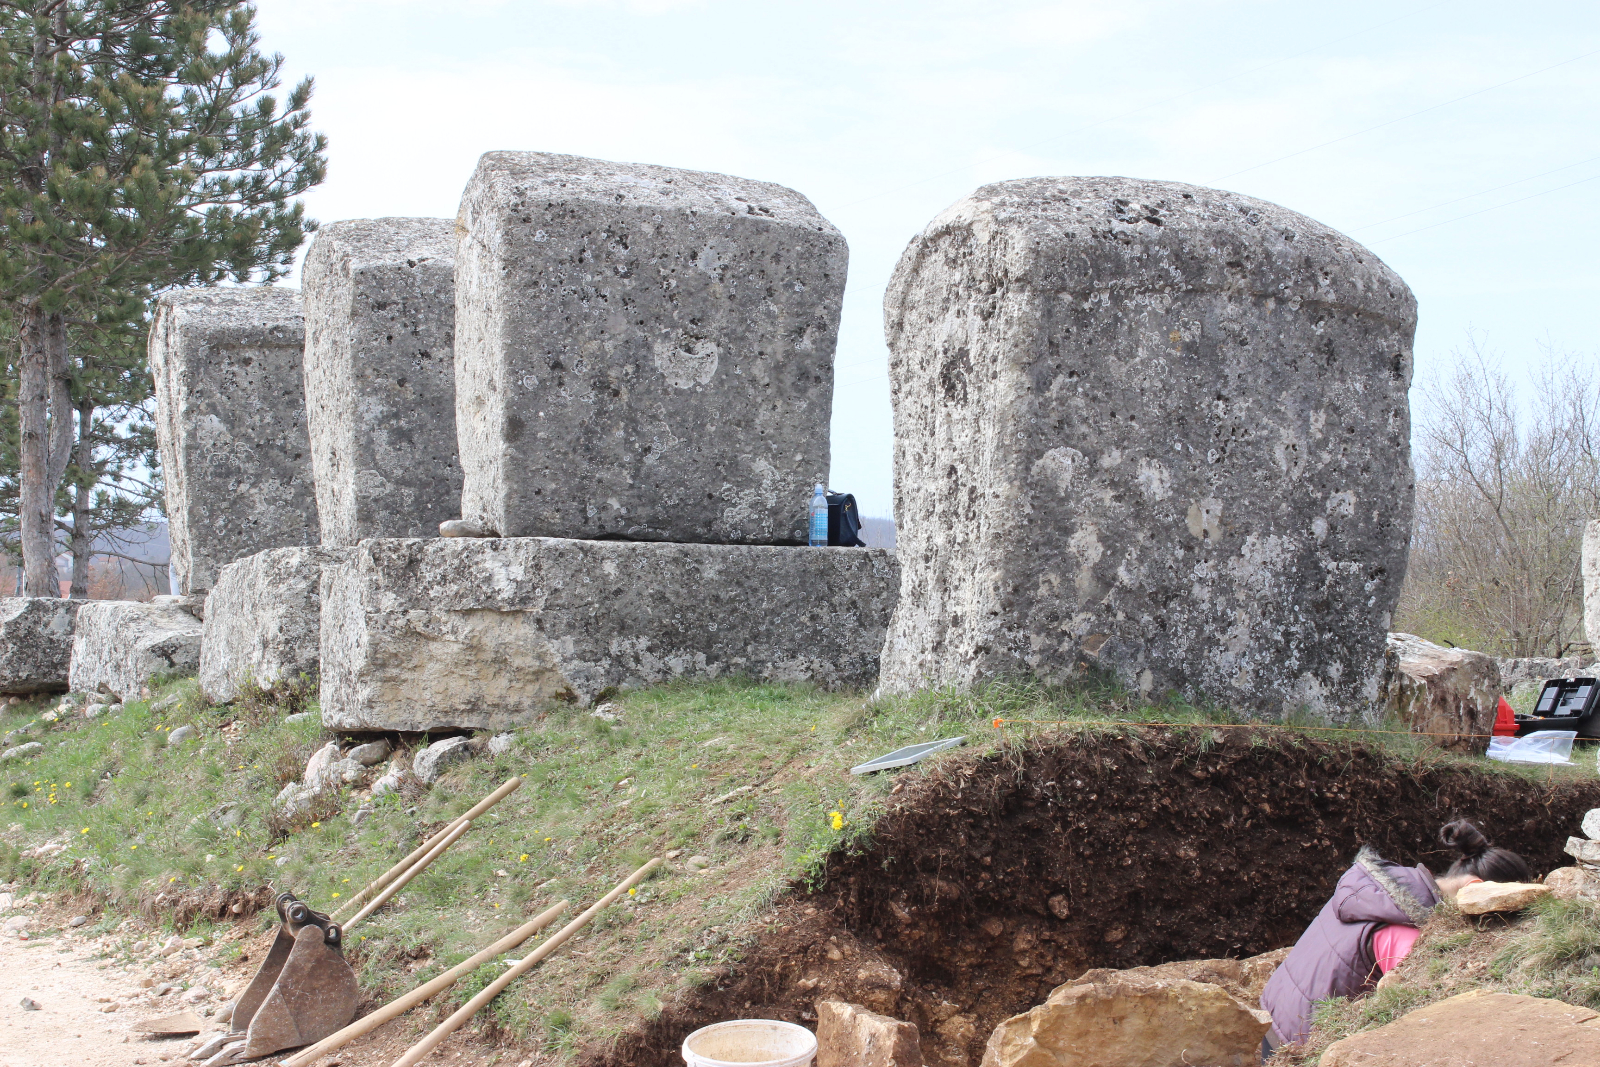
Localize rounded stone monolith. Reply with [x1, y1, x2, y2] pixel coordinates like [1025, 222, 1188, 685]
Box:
[879, 177, 1416, 718]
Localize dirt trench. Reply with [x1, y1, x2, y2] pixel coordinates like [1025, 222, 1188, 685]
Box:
[598, 728, 1600, 1067]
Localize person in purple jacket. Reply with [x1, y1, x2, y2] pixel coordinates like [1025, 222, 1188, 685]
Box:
[1258, 820, 1529, 1056]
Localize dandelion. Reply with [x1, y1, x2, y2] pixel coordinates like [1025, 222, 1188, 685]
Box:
[311, 822, 320, 828]
[20, 801, 27, 808]
[235, 865, 244, 872]
[544, 838, 551, 843]
[81, 828, 89, 834]
[331, 892, 341, 899]
[342, 878, 349, 883]
[519, 854, 529, 862]
[628, 887, 636, 896]
[170, 877, 176, 883]
[829, 811, 844, 832]
[62, 782, 69, 788]
[129, 843, 135, 849]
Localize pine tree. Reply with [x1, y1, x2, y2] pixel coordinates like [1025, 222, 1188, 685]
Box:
[0, 1, 325, 595]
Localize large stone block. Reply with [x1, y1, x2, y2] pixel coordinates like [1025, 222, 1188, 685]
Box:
[453, 151, 845, 544]
[320, 537, 897, 730]
[879, 178, 1417, 718]
[303, 219, 462, 545]
[817, 999, 922, 1067]
[151, 288, 317, 593]
[1380, 633, 1501, 752]
[1585, 518, 1600, 648]
[199, 547, 346, 703]
[1319, 990, 1600, 1067]
[69, 601, 203, 700]
[0, 598, 83, 694]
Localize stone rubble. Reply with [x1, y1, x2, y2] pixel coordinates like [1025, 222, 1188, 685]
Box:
[149, 287, 318, 594]
[413, 736, 474, 784]
[878, 177, 1416, 717]
[453, 151, 843, 545]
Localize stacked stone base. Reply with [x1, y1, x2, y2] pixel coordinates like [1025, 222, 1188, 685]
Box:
[199, 546, 348, 703]
[319, 537, 900, 731]
[69, 601, 203, 701]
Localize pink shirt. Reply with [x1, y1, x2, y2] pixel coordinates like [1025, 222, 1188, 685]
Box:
[1372, 923, 1421, 973]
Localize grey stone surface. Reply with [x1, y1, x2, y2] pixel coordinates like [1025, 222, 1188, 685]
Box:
[303, 219, 462, 545]
[1380, 633, 1501, 752]
[166, 725, 195, 745]
[68, 601, 204, 701]
[0, 742, 41, 762]
[150, 288, 317, 594]
[878, 177, 1417, 718]
[349, 740, 392, 766]
[453, 151, 845, 544]
[1582, 808, 1600, 842]
[1498, 656, 1592, 690]
[0, 597, 82, 693]
[413, 736, 473, 784]
[198, 546, 346, 703]
[1585, 519, 1599, 647]
[319, 537, 899, 730]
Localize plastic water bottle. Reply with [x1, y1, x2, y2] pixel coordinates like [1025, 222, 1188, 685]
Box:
[808, 483, 829, 546]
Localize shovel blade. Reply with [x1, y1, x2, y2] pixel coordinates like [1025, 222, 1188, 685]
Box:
[236, 923, 359, 1059]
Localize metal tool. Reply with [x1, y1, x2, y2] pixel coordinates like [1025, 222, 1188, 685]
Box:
[192, 892, 359, 1064]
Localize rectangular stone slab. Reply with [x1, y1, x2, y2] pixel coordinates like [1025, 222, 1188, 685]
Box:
[319, 537, 898, 730]
[453, 151, 845, 544]
[0, 598, 82, 694]
[150, 288, 317, 593]
[199, 546, 348, 703]
[69, 601, 203, 701]
[302, 218, 462, 545]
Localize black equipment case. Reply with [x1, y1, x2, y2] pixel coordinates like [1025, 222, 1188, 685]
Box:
[1515, 677, 1600, 739]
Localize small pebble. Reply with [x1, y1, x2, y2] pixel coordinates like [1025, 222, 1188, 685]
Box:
[20, 995, 40, 1010]
[68, 915, 88, 928]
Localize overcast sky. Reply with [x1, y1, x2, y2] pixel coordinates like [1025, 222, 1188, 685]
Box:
[255, 0, 1600, 520]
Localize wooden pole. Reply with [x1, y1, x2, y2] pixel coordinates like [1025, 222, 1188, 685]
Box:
[281, 900, 569, 1067]
[344, 819, 470, 932]
[387, 858, 662, 1067]
[331, 777, 522, 922]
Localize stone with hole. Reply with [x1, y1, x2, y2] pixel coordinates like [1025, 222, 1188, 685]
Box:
[149, 288, 317, 594]
[879, 178, 1416, 719]
[303, 218, 462, 545]
[453, 151, 844, 544]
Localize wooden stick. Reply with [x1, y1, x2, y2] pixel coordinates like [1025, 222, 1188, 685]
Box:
[344, 819, 470, 931]
[281, 900, 569, 1067]
[387, 858, 662, 1067]
[331, 777, 522, 922]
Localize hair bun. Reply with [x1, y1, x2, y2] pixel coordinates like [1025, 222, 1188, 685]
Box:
[1440, 819, 1490, 858]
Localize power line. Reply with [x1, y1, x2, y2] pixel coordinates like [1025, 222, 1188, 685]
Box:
[838, 1, 1452, 209]
[1350, 153, 1600, 232]
[1207, 47, 1600, 183]
[1369, 171, 1600, 243]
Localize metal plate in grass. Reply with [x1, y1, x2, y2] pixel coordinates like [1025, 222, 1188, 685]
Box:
[850, 736, 966, 775]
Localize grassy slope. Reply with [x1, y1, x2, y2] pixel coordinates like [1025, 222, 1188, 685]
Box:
[3, 676, 1595, 1059]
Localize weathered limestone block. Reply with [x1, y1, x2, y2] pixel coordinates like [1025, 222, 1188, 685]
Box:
[0, 598, 83, 693]
[150, 288, 317, 593]
[817, 999, 922, 1067]
[302, 219, 462, 545]
[979, 972, 1271, 1067]
[1319, 991, 1600, 1067]
[69, 601, 203, 700]
[1585, 518, 1600, 648]
[1381, 633, 1501, 751]
[879, 178, 1416, 719]
[320, 537, 898, 730]
[1545, 866, 1600, 902]
[1498, 656, 1591, 692]
[453, 151, 845, 544]
[199, 547, 346, 703]
[1071, 946, 1290, 1007]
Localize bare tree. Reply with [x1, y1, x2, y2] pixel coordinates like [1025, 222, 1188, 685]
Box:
[1395, 338, 1600, 656]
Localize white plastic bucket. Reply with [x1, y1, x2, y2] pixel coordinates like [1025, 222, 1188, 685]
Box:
[681, 1019, 817, 1067]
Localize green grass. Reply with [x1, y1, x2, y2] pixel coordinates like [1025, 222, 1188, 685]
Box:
[3, 673, 1594, 1058]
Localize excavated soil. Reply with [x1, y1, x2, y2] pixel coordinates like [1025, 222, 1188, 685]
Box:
[602, 728, 1600, 1067]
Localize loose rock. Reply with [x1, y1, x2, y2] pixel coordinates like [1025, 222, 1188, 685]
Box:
[349, 740, 392, 767]
[1582, 808, 1600, 842]
[68, 915, 88, 928]
[486, 733, 515, 756]
[0, 741, 42, 762]
[413, 736, 474, 784]
[166, 725, 195, 746]
[1565, 836, 1600, 865]
[1381, 634, 1502, 752]
[818, 999, 922, 1067]
[1455, 881, 1551, 915]
[1320, 990, 1600, 1066]
[20, 995, 40, 1010]
[439, 519, 495, 538]
[68, 601, 203, 702]
[980, 971, 1271, 1067]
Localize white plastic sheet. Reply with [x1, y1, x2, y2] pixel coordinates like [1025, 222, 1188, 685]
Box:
[1487, 731, 1578, 765]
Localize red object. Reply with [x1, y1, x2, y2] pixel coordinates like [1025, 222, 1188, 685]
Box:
[1493, 695, 1518, 737]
